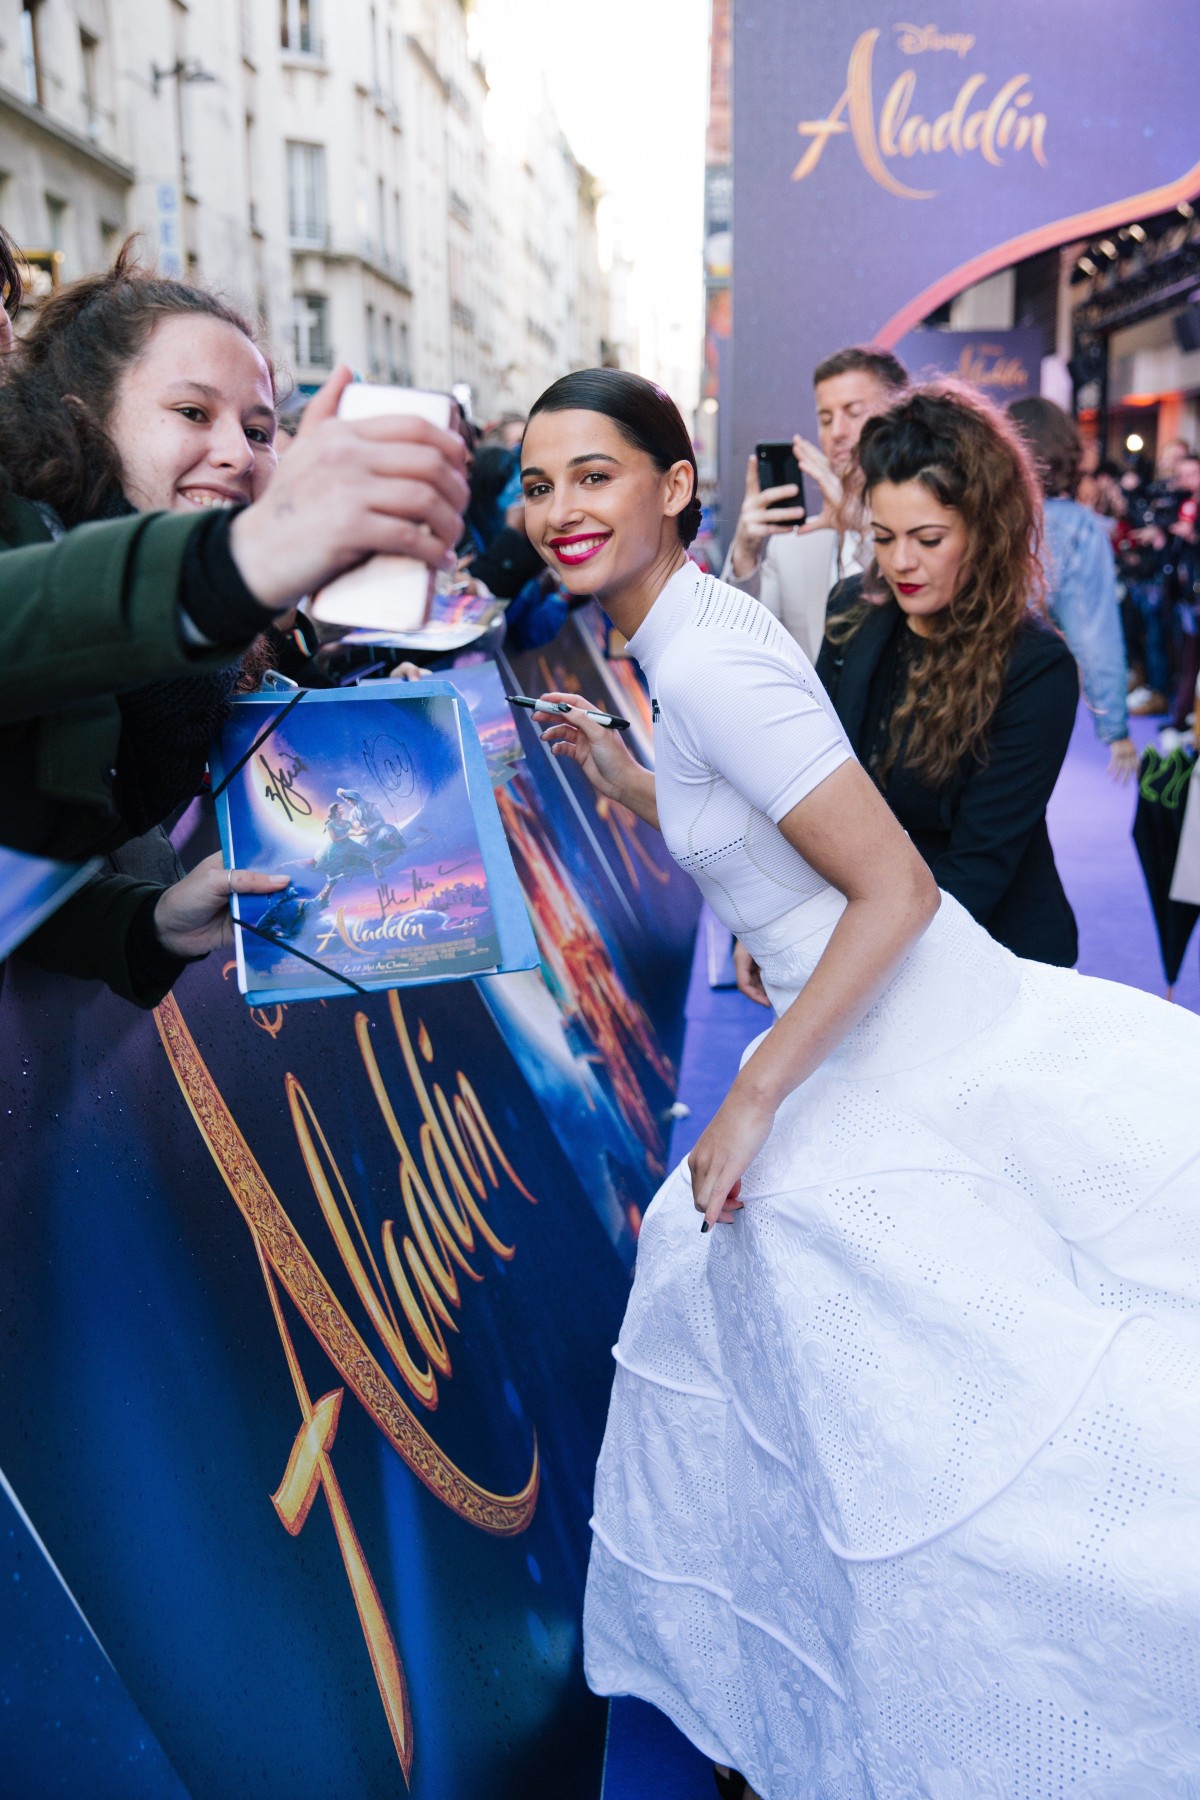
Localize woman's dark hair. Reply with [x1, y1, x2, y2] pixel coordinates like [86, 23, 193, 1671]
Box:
[1007, 395, 1080, 498]
[467, 441, 517, 547]
[839, 380, 1045, 790]
[0, 237, 275, 527]
[0, 225, 23, 314]
[526, 368, 701, 545]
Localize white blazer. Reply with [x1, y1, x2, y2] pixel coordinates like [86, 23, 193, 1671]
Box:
[720, 528, 865, 664]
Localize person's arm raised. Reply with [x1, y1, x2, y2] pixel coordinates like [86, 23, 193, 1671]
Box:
[689, 761, 939, 1228]
[228, 365, 469, 611]
[727, 453, 807, 579]
[535, 692, 660, 828]
[790, 435, 845, 535]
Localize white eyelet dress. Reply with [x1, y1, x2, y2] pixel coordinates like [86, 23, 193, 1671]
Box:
[582, 560, 1200, 1799]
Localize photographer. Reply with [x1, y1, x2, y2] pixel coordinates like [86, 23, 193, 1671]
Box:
[722, 345, 907, 660]
[1114, 464, 1182, 715]
[0, 246, 467, 1004]
[1165, 451, 1200, 739]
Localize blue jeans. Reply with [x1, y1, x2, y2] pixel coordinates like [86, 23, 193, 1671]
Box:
[1128, 576, 1170, 697]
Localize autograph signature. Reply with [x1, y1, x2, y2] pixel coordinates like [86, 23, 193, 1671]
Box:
[364, 734, 416, 799]
[261, 752, 312, 822]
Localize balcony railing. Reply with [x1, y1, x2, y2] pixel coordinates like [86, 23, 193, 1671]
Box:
[289, 223, 331, 251]
[281, 33, 326, 61]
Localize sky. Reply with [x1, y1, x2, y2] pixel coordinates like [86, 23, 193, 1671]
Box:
[473, 0, 710, 411]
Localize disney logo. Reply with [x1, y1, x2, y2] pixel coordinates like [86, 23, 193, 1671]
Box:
[793, 27, 1047, 201]
[895, 23, 975, 58]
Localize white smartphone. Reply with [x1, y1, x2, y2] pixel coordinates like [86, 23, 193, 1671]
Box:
[309, 383, 455, 633]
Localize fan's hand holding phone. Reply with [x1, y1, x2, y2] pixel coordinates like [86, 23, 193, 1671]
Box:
[728, 440, 808, 579]
[755, 442, 808, 518]
[310, 384, 455, 633]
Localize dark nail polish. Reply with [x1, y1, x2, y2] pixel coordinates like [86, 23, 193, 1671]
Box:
[700, 1220, 710, 1234]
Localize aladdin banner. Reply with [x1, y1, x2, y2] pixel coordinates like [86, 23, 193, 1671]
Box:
[730, 4, 1200, 482]
[0, 625, 699, 1797]
[891, 326, 1043, 403]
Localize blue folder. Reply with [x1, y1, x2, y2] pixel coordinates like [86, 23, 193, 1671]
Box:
[209, 678, 538, 1005]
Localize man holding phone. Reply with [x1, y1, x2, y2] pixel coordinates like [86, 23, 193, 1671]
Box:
[722, 345, 908, 660]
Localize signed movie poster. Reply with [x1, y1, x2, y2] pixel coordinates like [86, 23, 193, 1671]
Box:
[211, 681, 536, 1003]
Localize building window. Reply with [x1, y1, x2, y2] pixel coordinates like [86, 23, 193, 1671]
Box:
[398, 321, 411, 386]
[45, 195, 67, 255]
[366, 303, 380, 377]
[20, 1, 43, 107]
[376, 175, 387, 263]
[292, 292, 330, 368]
[80, 30, 101, 140]
[383, 313, 395, 380]
[287, 142, 327, 245]
[392, 189, 404, 273]
[245, 113, 257, 232]
[281, 0, 318, 55]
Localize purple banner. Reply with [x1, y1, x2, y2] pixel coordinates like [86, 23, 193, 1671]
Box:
[891, 326, 1044, 402]
[731, 5, 1200, 486]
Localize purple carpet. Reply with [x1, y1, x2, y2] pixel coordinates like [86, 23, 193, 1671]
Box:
[601, 702, 1194, 1799]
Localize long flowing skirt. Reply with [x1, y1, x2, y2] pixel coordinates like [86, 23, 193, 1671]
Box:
[583, 895, 1200, 1798]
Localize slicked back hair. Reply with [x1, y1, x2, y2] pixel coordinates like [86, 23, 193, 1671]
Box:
[813, 345, 908, 393]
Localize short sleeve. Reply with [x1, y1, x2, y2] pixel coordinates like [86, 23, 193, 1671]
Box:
[659, 627, 852, 823]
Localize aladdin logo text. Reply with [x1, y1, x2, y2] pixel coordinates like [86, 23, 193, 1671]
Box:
[793, 27, 1048, 200]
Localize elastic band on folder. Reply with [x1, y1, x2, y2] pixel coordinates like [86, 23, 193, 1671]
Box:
[232, 915, 370, 997]
[210, 690, 306, 800]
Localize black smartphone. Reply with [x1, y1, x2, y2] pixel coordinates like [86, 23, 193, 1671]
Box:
[755, 441, 807, 516]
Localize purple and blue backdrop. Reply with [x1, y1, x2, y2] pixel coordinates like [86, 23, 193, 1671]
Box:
[730, 4, 1200, 504]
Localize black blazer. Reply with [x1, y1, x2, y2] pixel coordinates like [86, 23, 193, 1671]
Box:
[816, 589, 1080, 966]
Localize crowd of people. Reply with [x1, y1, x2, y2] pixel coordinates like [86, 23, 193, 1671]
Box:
[5, 229, 1200, 1800]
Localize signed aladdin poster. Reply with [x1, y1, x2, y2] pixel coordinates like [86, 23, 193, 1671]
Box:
[211, 681, 536, 1002]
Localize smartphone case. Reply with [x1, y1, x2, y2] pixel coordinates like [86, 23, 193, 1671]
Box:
[309, 385, 454, 633]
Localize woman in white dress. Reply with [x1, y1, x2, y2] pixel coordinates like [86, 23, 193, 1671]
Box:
[518, 369, 1200, 1800]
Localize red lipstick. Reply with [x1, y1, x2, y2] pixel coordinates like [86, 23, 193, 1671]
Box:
[549, 531, 612, 567]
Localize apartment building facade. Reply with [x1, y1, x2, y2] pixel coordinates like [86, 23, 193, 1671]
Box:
[0, 0, 610, 419]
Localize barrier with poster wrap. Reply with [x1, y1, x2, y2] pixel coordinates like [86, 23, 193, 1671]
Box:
[0, 617, 699, 1800]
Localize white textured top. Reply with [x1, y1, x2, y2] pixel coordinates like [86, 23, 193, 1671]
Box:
[626, 560, 852, 937]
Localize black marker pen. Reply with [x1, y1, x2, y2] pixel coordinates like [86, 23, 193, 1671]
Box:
[506, 694, 631, 732]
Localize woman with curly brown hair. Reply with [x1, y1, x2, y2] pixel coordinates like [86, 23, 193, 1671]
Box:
[813, 382, 1079, 967]
[525, 369, 1200, 1799]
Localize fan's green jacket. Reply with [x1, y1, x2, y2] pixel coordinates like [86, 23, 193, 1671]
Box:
[0, 496, 236, 1006]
